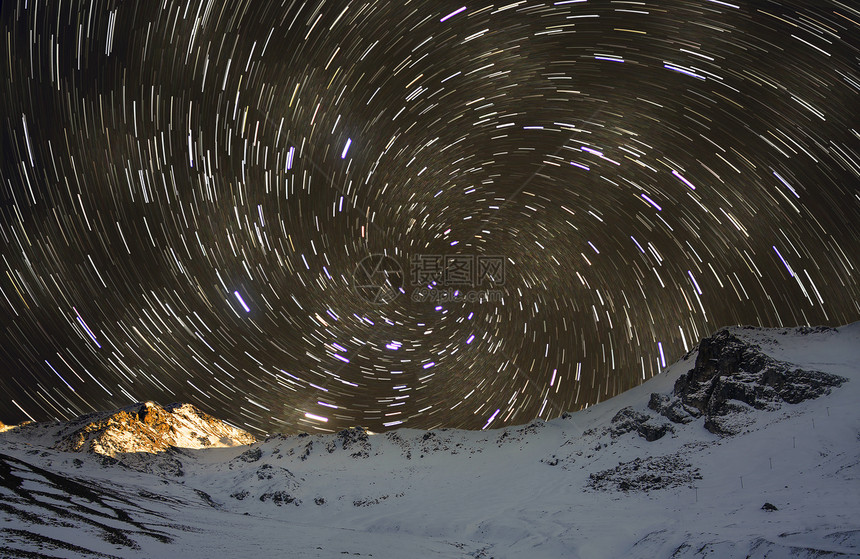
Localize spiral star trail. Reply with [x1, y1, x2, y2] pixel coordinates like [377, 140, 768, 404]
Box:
[1, 0, 858, 436]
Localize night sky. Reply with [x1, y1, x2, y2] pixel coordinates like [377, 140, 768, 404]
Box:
[1, 0, 858, 436]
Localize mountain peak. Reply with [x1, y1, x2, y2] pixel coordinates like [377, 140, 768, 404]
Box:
[49, 401, 256, 458]
[648, 325, 847, 435]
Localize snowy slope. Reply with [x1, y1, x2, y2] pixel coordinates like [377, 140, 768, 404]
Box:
[1, 324, 858, 559]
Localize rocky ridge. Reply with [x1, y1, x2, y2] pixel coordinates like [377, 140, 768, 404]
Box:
[52, 401, 256, 457]
[650, 326, 847, 435]
[606, 326, 848, 440]
[3, 401, 255, 475]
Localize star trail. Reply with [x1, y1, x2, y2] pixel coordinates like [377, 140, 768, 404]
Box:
[1, 0, 858, 436]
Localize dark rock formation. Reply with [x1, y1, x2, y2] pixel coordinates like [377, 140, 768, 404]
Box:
[609, 407, 674, 441]
[260, 491, 300, 506]
[650, 328, 847, 435]
[256, 464, 275, 479]
[239, 447, 262, 462]
[326, 426, 371, 458]
[647, 393, 696, 424]
[337, 426, 370, 449]
[588, 454, 702, 492]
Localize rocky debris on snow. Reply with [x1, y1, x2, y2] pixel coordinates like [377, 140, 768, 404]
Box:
[385, 431, 412, 460]
[259, 491, 300, 506]
[647, 393, 697, 424]
[194, 489, 221, 509]
[239, 447, 263, 462]
[256, 464, 275, 480]
[609, 407, 674, 441]
[353, 493, 404, 507]
[587, 454, 702, 492]
[325, 427, 371, 458]
[495, 419, 545, 447]
[649, 328, 847, 435]
[300, 440, 314, 461]
[823, 530, 860, 549]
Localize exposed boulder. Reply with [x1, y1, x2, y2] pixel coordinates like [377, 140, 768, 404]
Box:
[609, 407, 674, 441]
[647, 393, 697, 424]
[260, 491, 300, 506]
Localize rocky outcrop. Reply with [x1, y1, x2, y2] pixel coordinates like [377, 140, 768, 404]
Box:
[647, 393, 696, 424]
[238, 447, 263, 462]
[259, 491, 300, 506]
[325, 427, 371, 458]
[609, 407, 673, 441]
[52, 401, 256, 457]
[588, 454, 702, 492]
[649, 327, 847, 435]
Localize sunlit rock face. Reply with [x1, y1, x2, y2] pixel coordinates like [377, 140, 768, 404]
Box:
[35, 401, 256, 457]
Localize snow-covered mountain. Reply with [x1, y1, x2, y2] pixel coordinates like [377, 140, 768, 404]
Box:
[1, 324, 858, 558]
[1, 401, 256, 478]
[12, 400, 256, 453]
